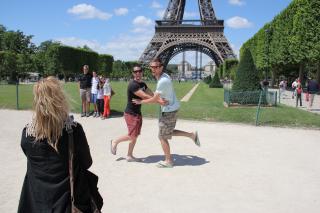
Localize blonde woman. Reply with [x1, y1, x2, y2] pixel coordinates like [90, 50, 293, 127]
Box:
[18, 77, 99, 212]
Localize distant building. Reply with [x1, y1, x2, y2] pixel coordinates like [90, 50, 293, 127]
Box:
[203, 61, 216, 77]
[177, 60, 216, 79]
[177, 61, 192, 78]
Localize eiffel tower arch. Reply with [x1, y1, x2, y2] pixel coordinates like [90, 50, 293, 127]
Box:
[138, 0, 235, 68]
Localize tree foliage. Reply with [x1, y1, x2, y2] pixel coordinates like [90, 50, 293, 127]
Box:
[232, 48, 261, 91]
[240, 0, 320, 84]
[209, 71, 222, 88]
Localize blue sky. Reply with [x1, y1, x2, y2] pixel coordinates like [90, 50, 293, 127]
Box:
[0, 0, 292, 65]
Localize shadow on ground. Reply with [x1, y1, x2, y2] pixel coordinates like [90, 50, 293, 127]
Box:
[117, 154, 209, 167]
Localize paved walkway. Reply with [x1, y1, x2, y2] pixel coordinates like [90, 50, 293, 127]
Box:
[270, 88, 320, 114]
[1, 109, 320, 213]
[181, 83, 200, 102]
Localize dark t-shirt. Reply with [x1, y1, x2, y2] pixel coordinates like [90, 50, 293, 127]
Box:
[79, 73, 92, 89]
[125, 80, 148, 115]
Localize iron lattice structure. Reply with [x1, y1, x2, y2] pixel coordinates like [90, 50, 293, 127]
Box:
[139, 0, 235, 67]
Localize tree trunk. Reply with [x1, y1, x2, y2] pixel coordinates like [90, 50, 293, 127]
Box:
[299, 62, 304, 84]
[271, 67, 276, 87]
[317, 62, 320, 84]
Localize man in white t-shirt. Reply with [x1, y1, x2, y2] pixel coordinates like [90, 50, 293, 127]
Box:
[133, 58, 200, 168]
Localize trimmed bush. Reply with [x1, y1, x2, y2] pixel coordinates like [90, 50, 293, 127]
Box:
[209, 71, 222, 88]
[203, 75, 212, 84]
[233, 48, 261, 91]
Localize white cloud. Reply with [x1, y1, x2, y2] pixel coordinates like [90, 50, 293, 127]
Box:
[132, 27, 149, 33]
[133, 16, 153, 27]
[184, 11, 198, 19]
[151, 1, 162, 9]
[230, 43, 240, 58]
[67, 4, 112, 20]
[228, 0, 245, 6]
[157, 10, 165, 18]
[114, 8, 128, 16]
[105, 33, 154, 61]
[56, 32, 154, 61]
[55, 37, 104, 51]
[226, 16, 253, 29]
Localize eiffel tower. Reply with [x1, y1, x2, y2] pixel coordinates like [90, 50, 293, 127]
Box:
[138, 0, 235, 68]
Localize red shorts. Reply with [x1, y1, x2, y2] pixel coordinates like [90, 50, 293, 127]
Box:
[124, 113, 142, 137]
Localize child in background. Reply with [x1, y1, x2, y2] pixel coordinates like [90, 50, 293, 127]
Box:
[102, 78, 112, 120]
[96, 77, 105, 118]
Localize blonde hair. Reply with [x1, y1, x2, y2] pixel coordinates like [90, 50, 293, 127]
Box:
[32, 76, 70, 151]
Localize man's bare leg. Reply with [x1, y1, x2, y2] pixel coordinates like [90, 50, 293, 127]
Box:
[159, 138, 172, 164]
[172, 129, 196, 141]
[127, 137, 137, 159]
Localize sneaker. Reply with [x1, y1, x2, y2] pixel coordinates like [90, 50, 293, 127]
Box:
[110, 140, 116, 155]
[193, 131, 200, 147]
[81, 113, 86, 117]
[156, 161, 173, 168]
[86, 112, 90, 117]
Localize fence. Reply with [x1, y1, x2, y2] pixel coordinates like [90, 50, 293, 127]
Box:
[224, 89, 277, 107]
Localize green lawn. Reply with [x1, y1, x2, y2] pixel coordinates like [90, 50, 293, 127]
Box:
[0, 82, 319, 128]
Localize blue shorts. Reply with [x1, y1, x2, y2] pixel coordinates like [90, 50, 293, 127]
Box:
[91, 94, 97, 103]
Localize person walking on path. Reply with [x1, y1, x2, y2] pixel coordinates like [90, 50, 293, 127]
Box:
[110, 65, 159, 162]
[18, 76, 101, 212]
[291, 78, 298, 99]
[307, 78, 320, 109]
[79, 65, 92, 117]
[279, 80, 287, 98]
[132, 58, 200, 168]
[295, 83, 303, 107]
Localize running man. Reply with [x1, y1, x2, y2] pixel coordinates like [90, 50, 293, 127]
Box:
[110, 65, 166, 162]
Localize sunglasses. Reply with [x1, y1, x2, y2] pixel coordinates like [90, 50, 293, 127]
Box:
[150, 65, 161, 69]
[133, 69, 142, 73]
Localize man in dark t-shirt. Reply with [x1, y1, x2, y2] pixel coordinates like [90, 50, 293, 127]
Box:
[110, 65, 154, 162]
[78, 65, 92, 117]
[125, 79, 148, 116]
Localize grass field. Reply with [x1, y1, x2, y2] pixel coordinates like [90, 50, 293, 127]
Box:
[1, 81, 319, 128]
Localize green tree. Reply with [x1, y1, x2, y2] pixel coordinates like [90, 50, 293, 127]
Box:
[98, 54, 114, 77]
[209, 71, 222, 88]
[233, 48, 261, 91]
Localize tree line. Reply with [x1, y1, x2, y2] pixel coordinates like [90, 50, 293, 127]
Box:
[240, 0, 320, 85]
[0, 24, 116, 82]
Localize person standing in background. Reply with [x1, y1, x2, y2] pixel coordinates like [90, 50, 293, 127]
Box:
[96, 77, 105, 118]
[78, 65, 92, 117]
[102, 78, 112, 120]
[91, 71, 99, 117]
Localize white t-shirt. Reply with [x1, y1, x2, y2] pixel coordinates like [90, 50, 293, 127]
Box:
[103, 81, 111, 96]
[91, 77, 99, 94]
[155, 73, 180, 112]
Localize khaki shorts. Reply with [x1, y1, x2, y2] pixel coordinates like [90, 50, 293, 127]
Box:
[158, 111, 178, 140]
[80, 88, 91, 102]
